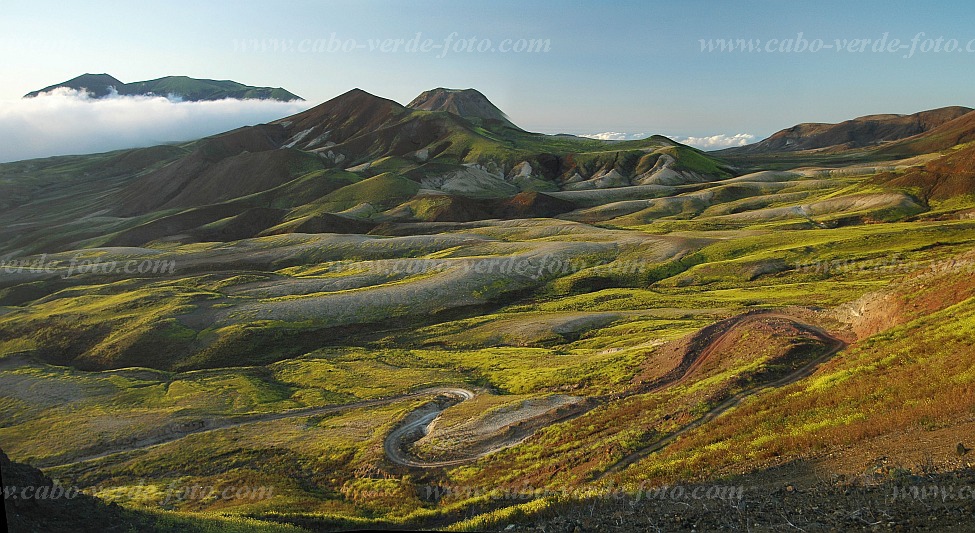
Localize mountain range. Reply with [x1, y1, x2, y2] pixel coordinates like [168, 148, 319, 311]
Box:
[3, 84, 975, 531]
[0, 87, 731, 255]
[24, 73, 303, 101]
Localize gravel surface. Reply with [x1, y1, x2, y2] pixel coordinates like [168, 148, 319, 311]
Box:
[492, 468, 975, 532]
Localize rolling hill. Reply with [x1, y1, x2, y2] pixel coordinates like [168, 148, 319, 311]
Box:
[0, 87, 734, 255]
[3, 87, 975, 531]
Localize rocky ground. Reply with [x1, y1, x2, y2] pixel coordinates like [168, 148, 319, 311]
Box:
[493, 466, 975, 532]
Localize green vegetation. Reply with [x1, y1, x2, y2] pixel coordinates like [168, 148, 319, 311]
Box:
[4, 89, 975, 530]
[611, 285, 975, 489]
[293, 172, 421, 214]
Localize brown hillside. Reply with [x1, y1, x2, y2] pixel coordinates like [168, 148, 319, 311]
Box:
[724, 106, 972, 154]
[113, 124, 297, 215]
[273, 88, 407, 149]
[408, 87, 517, 128]
[877, 142, 975, 200]
[877, 109, 975, 157]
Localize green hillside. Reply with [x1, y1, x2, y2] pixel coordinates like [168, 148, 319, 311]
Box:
[3, 91, 975, 531]
[24, 73, 303, 101]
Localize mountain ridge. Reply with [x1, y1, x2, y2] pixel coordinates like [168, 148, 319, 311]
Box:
[24, 73, 303, 101]
[719, 105, 973, 154]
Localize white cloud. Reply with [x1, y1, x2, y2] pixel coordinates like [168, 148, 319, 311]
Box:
[579, 131, 647, 141]
[670, 133, 756, 150]
[0, 88, 312, 163]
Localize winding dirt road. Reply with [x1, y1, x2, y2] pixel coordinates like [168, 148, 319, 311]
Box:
[382, 388, 480, 468]
[42, 311, 845, 480]
[382, 312, 846, 470]
[596, 313, 847, 478]
[40, 386, 477, 469]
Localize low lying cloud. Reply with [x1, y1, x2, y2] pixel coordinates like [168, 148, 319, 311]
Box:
[579, 131, 648, 141]
[671, 133, 756, 150]
[580, 131, 756, 150]
[0, 88, 311, 163]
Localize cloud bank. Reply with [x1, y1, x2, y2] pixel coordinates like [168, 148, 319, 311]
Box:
[580, 131, 756, 150]
[0, 88, 312, 163]
[579, 131, 647, 141]
[671, 133, 756, 150]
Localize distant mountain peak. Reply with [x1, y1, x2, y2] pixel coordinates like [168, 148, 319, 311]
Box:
[24, 74, 303, 102]
[24, 73, 125, 98]
[408, 87, 517, 128]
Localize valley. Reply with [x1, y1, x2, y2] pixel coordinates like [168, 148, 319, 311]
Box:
[2, 87, 975, 531]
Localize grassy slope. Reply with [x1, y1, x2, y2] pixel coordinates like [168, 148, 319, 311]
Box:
[4, 107, 975, 529]
[3, 215, 973, 529]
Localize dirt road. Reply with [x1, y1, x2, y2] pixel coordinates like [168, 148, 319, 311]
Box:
[43, 312, 845, 480]
[40, 386, 477, 469]
[597, 313, 847, 478]
[382, 388, 480, 468]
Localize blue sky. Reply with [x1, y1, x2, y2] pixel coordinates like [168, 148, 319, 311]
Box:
[3, 0, 975, 142]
